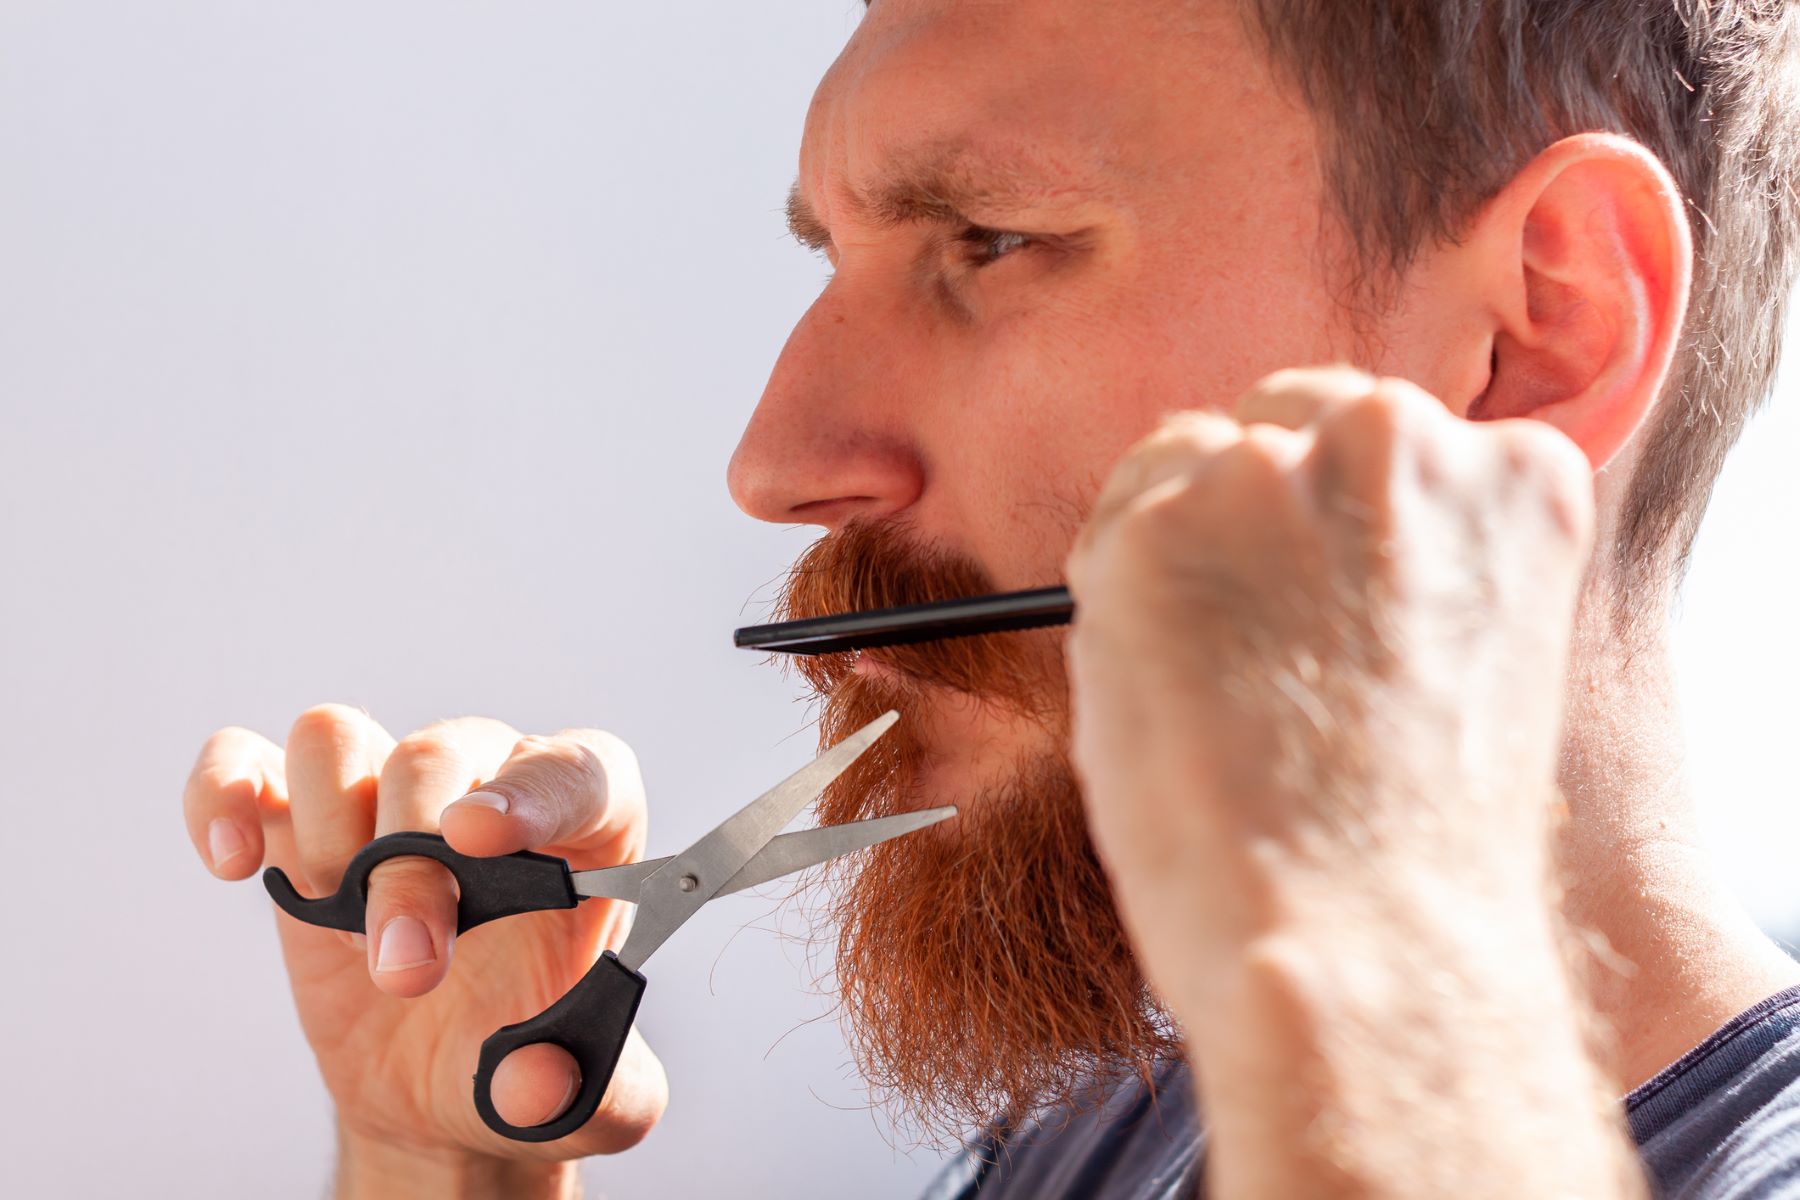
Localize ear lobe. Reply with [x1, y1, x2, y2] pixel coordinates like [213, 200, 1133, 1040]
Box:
[1466, 134, 1692, 469]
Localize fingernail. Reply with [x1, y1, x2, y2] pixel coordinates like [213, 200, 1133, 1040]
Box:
[375, 916, 436, 973]
[207, 818, 248, 870]
[457, 790, 510, 815]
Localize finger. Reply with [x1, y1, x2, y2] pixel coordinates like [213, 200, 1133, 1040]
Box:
[1488, 417, 1597, 552]
[183, 726, 287, 881]
[1305, 373, 1457, 500]
[1233, 364, 1380, 431]
[488, 1027, 667, 1155]
[1071, 410, 1245, 597]
[364, 716, 520, 997]
[1294, 374, 1470, 567]
[440, 728, 646, 865]
[489, 1043, 582, 1135]
[283, 704, 396, 950]
[1085, 409, 1244, 539]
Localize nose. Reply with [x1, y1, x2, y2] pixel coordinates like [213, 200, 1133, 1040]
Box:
[727, 285, 926, 531]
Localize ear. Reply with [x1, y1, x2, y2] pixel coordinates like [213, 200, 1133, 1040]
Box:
[1459, 133, 1692, 469]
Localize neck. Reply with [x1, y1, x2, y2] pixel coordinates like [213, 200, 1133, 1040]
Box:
[1556, 599, 1799, 1093]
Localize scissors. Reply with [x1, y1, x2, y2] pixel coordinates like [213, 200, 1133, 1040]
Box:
[261, 710, 950, 1143]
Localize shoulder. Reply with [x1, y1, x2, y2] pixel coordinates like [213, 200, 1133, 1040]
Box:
[1631, 986, 1800, 1199]
[1657, 1075, 1800, 1199]
[923, 1060, 1203, 1200]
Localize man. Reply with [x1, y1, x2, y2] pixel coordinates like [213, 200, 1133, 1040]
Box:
[181, 0, 1800, 1195]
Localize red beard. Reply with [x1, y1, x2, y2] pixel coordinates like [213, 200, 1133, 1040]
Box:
[775, 521, 1179, 1142]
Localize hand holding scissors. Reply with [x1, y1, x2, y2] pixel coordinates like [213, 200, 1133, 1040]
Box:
[263, 711, 950, 1143]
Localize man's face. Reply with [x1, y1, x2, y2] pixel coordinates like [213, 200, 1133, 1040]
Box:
[734, 0, 1484, 795]
[728, 0, 1485, 1136]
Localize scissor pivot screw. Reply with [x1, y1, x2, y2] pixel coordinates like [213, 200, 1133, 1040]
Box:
[677, 873, 699, 893]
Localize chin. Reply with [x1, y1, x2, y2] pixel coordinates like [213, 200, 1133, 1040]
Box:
[887, 682, 1062, 789]
[811, 639, 1071, 830]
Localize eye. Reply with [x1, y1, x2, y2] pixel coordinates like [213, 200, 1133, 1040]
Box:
[957, 225, 1037, 267]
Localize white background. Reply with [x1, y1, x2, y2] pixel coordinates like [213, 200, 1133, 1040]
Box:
[0, 3, 1793, 1197]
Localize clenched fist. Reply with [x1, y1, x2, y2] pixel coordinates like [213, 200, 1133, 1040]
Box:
[1065, 365, 1595, 1008]
[182, 706, 668, 1191]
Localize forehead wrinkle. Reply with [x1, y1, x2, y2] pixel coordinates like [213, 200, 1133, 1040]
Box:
[787, 121, 1110, 250]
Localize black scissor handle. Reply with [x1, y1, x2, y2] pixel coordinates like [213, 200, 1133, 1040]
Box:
[262, 831, 580, 935]
[264, 832, 639, 1143]
[474, 950, 647, 1142]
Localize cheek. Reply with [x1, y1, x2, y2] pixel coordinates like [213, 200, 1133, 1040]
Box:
[925, 242, 1345, 588]
[929, 309, 1188, 588]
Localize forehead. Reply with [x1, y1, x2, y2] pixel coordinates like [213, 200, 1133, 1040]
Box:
[800, 0, 1294, 216]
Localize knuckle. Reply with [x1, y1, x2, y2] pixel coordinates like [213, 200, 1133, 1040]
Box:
[535, 736, 609, 795]
[1368, 374, 1437, 409]
[572, 731, 647, 837]
[1247, 364, 1371, 402]
[1247, 366, 1316, 397]
[1111, 432, 1185, 487]
[191, 763, 258, 806]
[1113, 477, 1200, 562]
[555, 728, 638, 776]
[437, 714, 520, 752]
[1237, 364, 1376, 422]
[1128, 437, 1291, 538]
[1322, 389, 1408, 451]
[1311, 381, 1446, 493]
[1546, 484, 1595, 550]
[1092, 413, 1232, 536]
[1498, 425, 1594, 545]
[489, 733, 617, 824]
[367, 856, 456, 908]
[199, 725, 259, 759]
[288, 703, 368, 753]
[385, 728, 467, 777]
[1216, 432, 1293, 489]
[1150, 409, 1234, 453]
[186, 728, 277, 812]
[1501, 420, 1588, 483]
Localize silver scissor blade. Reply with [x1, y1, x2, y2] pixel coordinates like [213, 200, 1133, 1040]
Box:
[716, 804, 954, 893]
[569, 856, 667, 901]
[614, 710, 899, 972]
[570, 805, 956, 902]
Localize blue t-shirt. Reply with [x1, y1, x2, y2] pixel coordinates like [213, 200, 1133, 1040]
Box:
[925, 986, 1800, 1199]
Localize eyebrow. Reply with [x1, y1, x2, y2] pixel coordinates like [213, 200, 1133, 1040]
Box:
[785, 147, 1090, 253]
[786, 185, 833, 252]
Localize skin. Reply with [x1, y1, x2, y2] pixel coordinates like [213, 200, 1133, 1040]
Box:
[184, 0, 1800, 1194]
[182, 714, 667, 1197]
